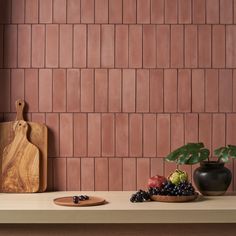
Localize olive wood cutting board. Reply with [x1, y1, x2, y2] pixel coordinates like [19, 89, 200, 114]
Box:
[2, 121, 40, 193]
[0, 99, 47, 192]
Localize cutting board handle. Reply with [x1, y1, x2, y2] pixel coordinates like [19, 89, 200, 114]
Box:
[15, 99, 25, 121]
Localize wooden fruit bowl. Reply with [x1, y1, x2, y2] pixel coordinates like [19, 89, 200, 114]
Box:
[150, 192, 199, 202]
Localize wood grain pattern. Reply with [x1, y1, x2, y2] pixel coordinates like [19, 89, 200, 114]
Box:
[2, 121, 40, 193]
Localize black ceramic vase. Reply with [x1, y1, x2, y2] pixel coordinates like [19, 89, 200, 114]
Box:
[193, 161, 232, 196]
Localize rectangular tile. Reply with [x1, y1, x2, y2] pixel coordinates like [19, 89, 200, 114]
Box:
[95, 0, 108, 23]
[185, 114, 198, 143]
[39, 0, 52, 23]
[123, 0, 136, 23]
[53, 69, 66, 112]
[74, 113, 87, 157]
[32, 113, 45, 123]
[137, 0, 150, 23]
[226, 26, 236, 68]
[151, 158, 164, 176]
[25, 0, 38, 23]
[129, 25, 142, 68]
[199, 114, 212, 150]
[95, 69, 108, 112]
[171, 114, 184, 151]
[67, 158, 81, 191]
[102, 114, 114, 156]
[88, 114, 101, 157]
[101, 25, 114, 68]
[233, 70, 236, 111]
[193, 0, 206, 23]
[137, 158, 150, 190]
[0, 69, 10, 112]
[67, 69, 80, 112]
[12, 0, 24, 23]
[165, 0, 177, 23]
[47, 158, 53, 191]
[150, 69, 164, 112]
[74, 25, 87, 68]
[178, 69, 191, 112]
[95, 158, 108, 190]
[116, 113, 129, 157]
[0, 0, 11, 23]
[164, 69, 177, 112]
[143, 114, 157, 157]
[123, 158, 136, 190]
[136, 69, 149, 112]
[81, 158, 95, 191]
[81, 69, 94, 112]
[67, 0, 81, 23]
[109, 158, 122, 191]
[178, 0, 191, 23]
[53, 0, 66, 23]
[109, 0, 122, 23]
[0, 25, 2, 67]
[122, 69, 135, 112]
[143, 25, 156, 68]
[81, 0, 94, 23]
[151, 0, 164, 23]
[60, 113, 73, 157]
[53, 158, 66, 191]
[206, 0, 219, 23]
[108, 69, 122, 112]
[156, 25, 170, 68]
[220, 0, 233, 24]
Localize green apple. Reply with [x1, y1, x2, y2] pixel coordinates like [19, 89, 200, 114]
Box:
[168, 169, 188, 185]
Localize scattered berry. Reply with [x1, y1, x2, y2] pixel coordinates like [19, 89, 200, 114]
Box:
[73, 195, 89, 203]
[73, 196, 79, 204]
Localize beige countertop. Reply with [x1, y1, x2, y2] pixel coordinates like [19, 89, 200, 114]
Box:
[0, 191, 236, 224]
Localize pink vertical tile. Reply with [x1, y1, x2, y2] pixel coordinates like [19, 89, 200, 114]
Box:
[109, 158, 122, 191]
[47, 158, 53, 191]
[81, 69, 94, 112]
[18, 25, 31, 68]
[60, 113, 73, 157]
[39, 69, 52, 112]
[115, 25, 128, 68]
[212, 114, 226, 152]
[122, 69, 135, 112]
[116, 114, 129, 157]
[233, 70, 236, 111]
[165, 0, 177, 23]
[212, 25, 226, 68]
[0, 25, 3, 67]
[46, 25, 59, 68]
[178, 69, 191, 112]
[74, 113, 87, 157]
[67, 69, 80, 112]
[198, 25, 211, 68]
[192, 69, 205, 112]
[199, 114, 212, 150]
[4, 25, 17, 68]
[219, 69, 233, 112]
[53, 69, 66, 112]
[205, 69, 219, 112]
[178, 0, 192, 24]
[151, 0, 164, 23]
[95, 69, 108, 112]
[143, 25, 156, 68]
[95, 158, 108, 190]
[39, 0, 52, 23]
[60, 25, 73, 68]
[137, 0, 150, 24]
[143, 114, 156, 157]
[81, 0, 94, 23]
[67, 158, 81, 191]
[88, 114, 101, 157]
[67, 0, 81, 23]
[0, 0, 11, 24]
[171, 25, 184, 68]
[129, 25, 142, 68]
[156, 25, 170, 68]
[171, 114, 184, 151]
[129, 114, 142, 157]
[53, 0, 66, 23]
[123, 158, 136, 190]
[102, 114, 114, 157]
[95, 0, 108, 23]
[11, 69, 24, 112]
[88, 25, 100, 68]
[150, 69, 163, 112]
[136, 69, 149, 112]
[101, 25, 114, 68]
[25, 69, 38, 112]
[185, 114, 198, 143]
[53, 158, 66, 191]
[109, 69, 121, 112]
[74, 25, 87, 68]
[81, 158, 95, 191]
[226, 26, 236, 68]
[137, 158, 150, 190]
[185, 25, 197, 68]
[206, 0, 219, 23]
[220, 0, 233, 24]
[0, 69, 10, 112]
[12, 0, 24, 23]
[151, 158, 164, 176]
[25, 0, 38, 23]
[193, 0, 206, 23]
[32, 25, 45, 68]
[164, 69, 177, 112]
[123, 0, 136, 23]
[109, 0, 122, 23]
[32, 113, 45, 123]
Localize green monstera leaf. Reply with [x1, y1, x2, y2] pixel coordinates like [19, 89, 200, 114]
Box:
[214, 145, 236, 162]
[165, 143, 210, 165]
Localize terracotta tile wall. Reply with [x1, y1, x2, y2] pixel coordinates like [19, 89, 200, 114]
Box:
[0, 0, 236, 191]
